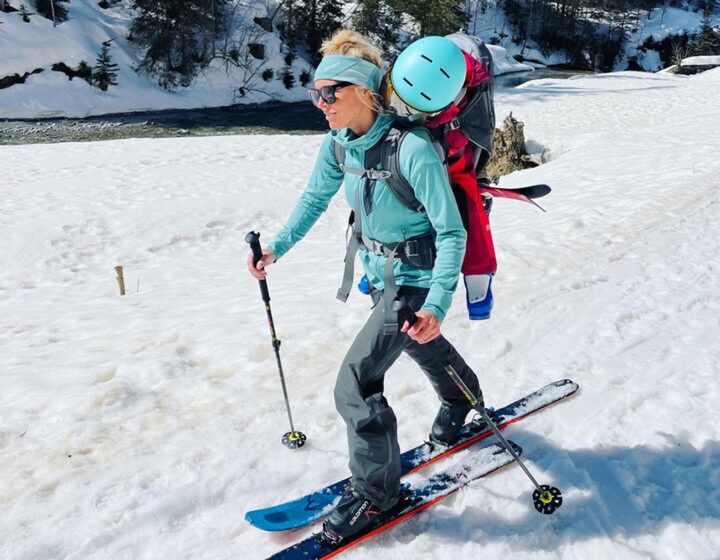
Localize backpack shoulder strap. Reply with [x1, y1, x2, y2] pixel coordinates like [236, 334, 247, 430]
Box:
[332, 124, 448, 215]
[332, 138, 347, 170]
[332, 135, 390, 180]
[381, 126, 421, 213]
[381, 125, 448, 214]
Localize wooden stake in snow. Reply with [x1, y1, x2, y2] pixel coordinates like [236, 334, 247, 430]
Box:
[115, 266, 126, 296]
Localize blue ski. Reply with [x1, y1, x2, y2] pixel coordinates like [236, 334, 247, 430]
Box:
[247, 378, 578, 531]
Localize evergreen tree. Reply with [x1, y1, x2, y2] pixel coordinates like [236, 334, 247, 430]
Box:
[691, 3, 720, 56]
[19, 2, 32, 22]
[92, 42, 119, 91]
[130, 0, 221, 86]
[294, 0, 344, 65]
[282, 68, 296, 89]
[34, 0, 68, 24]
[396, 0, 468, 37]
[353, 0, 406, 53]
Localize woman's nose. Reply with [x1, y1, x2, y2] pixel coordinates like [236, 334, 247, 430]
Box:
[317, 97, 330, 111]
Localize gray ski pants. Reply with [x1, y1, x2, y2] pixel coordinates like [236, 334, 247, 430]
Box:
[334, 286, 482, 510]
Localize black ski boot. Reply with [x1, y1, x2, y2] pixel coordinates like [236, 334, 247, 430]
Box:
[430, 402, 473, 445]
[322, 486, 384, 545]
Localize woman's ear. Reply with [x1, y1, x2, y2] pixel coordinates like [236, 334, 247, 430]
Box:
[361, 87, 375, 101]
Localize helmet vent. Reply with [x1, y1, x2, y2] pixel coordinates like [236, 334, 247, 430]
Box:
[440, 68, 450, 78]
[403, 77, 414, 87]
[421, 55, 433, 63]
[421, 92, 431, 101]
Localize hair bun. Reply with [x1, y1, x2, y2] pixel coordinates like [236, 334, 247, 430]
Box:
[320, 29, 385, 69]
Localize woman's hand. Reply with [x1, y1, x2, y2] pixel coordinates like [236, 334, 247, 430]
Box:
[247, 249, 277, 280]
[401, 310, 440, 344]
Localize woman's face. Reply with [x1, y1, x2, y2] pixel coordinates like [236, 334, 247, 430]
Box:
[313, 79, 374, 131]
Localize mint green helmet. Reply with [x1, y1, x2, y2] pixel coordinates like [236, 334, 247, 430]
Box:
[390, 36, 466, 113]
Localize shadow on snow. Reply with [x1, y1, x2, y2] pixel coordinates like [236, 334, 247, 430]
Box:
[418, 430, 720, 550]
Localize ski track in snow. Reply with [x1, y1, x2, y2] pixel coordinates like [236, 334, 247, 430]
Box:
[1, 69, 720, 559]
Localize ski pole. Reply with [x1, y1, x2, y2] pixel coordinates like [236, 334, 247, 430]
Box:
[402, 312, 561, 514]
[246, 231, 307, 449]
[443, 364, 562, 514]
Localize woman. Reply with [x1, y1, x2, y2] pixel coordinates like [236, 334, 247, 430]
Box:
[246, 29, 483, 543]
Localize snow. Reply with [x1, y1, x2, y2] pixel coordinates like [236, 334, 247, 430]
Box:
[2, 67, 720, 559]
[662, 55, 720, 73]
[682, 55, 720, 65]
[624, 6, 720, 71]
[0, 0, 311, 118]
[2, 0, 718, 118]
[0, 0, 532, 120]
[639, 6, 720, 41]
[487, 44, 535, 75]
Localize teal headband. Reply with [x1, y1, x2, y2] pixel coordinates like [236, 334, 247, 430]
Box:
[314, 55, 383, 93]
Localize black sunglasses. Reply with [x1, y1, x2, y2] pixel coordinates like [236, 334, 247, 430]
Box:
[308, 81, 354, 106]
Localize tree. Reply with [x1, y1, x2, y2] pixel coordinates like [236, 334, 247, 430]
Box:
[396, 0, 468, 37]
[92, 42, 119, 91]
[130, 0, 222, 87]
[691, 3, 720, 55]
[34, 0, 68, 25]
[293, 0, 345, 65]
[352, 0, 406, 53]
[19, 2, 33, 22]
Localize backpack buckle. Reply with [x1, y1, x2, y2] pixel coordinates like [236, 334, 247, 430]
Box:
[404, 239, 419, 257]
[369, 240, 385, 257]
[366, 169, 392, 180]
[447, 118, 461, 131]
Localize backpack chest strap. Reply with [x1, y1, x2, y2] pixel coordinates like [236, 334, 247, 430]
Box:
[339, 164, 392, 181]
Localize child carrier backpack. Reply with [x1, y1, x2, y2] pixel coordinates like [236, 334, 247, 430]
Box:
[333, 33, 497, 327]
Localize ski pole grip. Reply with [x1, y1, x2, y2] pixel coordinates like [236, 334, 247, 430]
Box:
[246, 231, 264, 267]
[245, 231, 271, 303]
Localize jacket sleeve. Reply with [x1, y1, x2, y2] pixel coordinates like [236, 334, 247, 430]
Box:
[398, 130, 467, 322]
[267, 133, 345, 260]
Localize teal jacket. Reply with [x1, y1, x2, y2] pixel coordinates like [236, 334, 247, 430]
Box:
[268, 114, 466, 322]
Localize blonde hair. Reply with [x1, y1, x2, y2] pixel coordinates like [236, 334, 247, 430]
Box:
[320, 29, 386, 67]
[320, 29, 389, 114]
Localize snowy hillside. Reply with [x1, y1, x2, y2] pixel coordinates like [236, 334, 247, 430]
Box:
[1, 69, 719, 559]
[0, 0, 532, 119]
[0, 0, 312, 118]
[468, 1, 720, 72]
[2, 0, 719, 119]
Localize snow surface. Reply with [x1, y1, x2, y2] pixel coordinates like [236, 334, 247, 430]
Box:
[1, 69, 720, 559]
[487, 44, 535, 74]
[662, 55, 720, 73]
[682, 55, 720, 65]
